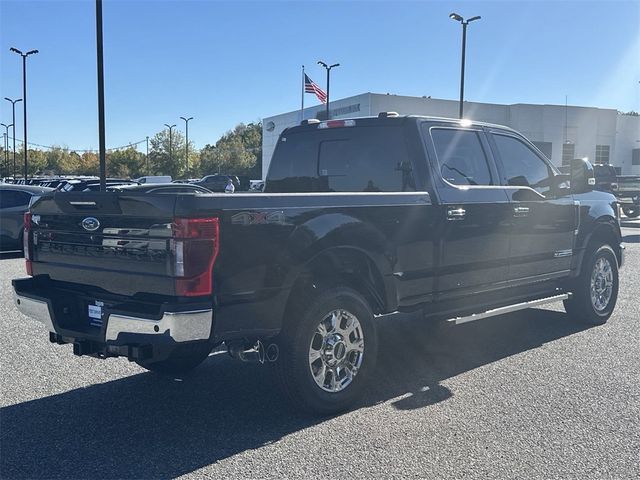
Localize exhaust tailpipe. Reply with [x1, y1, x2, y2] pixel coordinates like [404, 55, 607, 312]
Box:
[228, 341, 265, 364]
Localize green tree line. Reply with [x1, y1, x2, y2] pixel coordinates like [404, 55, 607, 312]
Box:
[1, 121, 262, 179]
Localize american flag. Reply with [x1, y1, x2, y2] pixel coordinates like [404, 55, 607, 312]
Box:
[304, 74, 327, 104]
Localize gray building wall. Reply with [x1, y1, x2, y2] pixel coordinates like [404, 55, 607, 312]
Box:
[262, 93, 640, 178]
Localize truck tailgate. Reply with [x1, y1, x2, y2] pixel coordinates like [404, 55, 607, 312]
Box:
[29, 192, 179, 297]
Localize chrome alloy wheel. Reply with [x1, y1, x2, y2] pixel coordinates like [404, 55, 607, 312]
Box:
[308, 309, 365, 393]
[590, 257, 614, 312]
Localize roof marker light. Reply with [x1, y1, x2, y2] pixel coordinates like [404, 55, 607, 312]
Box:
[460, 118, 472, 127]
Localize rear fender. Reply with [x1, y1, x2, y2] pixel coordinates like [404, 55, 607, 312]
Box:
[282, 213, 397, 314]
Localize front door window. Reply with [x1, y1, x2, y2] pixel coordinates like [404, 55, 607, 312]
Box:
[493, 134, 554, 196]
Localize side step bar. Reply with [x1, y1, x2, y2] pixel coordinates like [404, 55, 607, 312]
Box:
[447, 293, 571, 325]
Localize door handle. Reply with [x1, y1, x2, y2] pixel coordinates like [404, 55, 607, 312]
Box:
[447, 207, 466, 220]
[513, 206, 530, 217]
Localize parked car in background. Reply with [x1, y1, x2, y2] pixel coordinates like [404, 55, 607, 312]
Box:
[0, 184, 53, 252]
[592, 164, 618, 193]
[172, 178, 201, 184]
[194, 174, 240, 192]
[38, 179, 67, 189]
[237, 176, 251, 191]
[615, 175, 640, 218]
[250, 180, 265, 191]
[135, 175, 172, 184]
[58, 178, 138, 192]
[108, 183, 212, 194]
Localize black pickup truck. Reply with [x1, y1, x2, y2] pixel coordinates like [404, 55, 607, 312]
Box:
[590, 165, 640, 218]
[13, 114, 624, 414]
[615, 175, 640, 218]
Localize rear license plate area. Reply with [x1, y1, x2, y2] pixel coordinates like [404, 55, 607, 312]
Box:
[84, 298, 113, 328]
[88, 302, 104, 327]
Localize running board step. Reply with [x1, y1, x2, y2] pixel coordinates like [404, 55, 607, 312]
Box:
[447, 293, 572, 325]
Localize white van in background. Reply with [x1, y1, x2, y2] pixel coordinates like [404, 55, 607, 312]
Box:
[135, 176, 172, 184]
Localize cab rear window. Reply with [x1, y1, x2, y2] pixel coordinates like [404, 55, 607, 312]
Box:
[266, 126, 416, 193]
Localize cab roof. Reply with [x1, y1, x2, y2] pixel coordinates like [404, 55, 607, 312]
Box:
[284, 114, 518, 136]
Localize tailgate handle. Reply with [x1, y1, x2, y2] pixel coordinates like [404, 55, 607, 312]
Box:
[68, 201, 99, 211]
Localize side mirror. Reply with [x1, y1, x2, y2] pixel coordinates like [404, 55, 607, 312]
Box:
[571, 158, 595, 194]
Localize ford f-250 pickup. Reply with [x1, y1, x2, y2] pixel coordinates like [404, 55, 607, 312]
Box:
[12, 114, 624, 414]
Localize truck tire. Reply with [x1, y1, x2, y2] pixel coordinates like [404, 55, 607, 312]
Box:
[622, 205, 639, 218]
[564, 244, 619, 325]
[136, 342, 212, 375]
[275, 286, 378, 415]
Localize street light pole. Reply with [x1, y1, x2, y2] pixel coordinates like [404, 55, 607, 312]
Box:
[146, 136, 149, 175]
[180, 116, 193, 178]
[0, 123, 11, 176]
[2, 132, 6, 177]
[164, 123, 176, 168]
[4, 97, 22, 180]
[10, 47, 38, 180]
[449, 13, 481, 119]
[317, 61, 340, 120]
[94, 0, 107, 191]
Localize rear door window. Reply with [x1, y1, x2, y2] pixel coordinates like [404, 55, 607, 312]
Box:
[430, 128, 493, 186]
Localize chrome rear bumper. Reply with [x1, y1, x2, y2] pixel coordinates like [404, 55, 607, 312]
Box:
[105, 310, 213, 342]
[13, 294, 56, 332]
[13, 291, 213, 344]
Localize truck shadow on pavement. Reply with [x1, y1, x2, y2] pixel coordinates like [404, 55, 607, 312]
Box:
[622, 234, 640, 243]
[0, 309, 586, 479]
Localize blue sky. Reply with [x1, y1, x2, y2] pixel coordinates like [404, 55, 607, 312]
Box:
[1, 0, 639, 151]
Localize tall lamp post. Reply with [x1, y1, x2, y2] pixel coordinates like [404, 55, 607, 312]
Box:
[317, 60, 340, 120]
[164, 123, 176, 166]
[146, 136, 149, 175]
[1, 131, 6, 177]
[4, 97, 22, 180]
[1, 123, 11, 176]
[180, 116, 193, 178]
[10, 47, 38, 180]
[449, 13, 481, 119]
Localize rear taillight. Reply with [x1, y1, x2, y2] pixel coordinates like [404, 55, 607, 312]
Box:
[24, 212, 33, 276]
[172, 217, 220, 297]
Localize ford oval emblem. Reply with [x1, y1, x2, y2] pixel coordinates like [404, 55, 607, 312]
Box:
[81, 217, 100, 232]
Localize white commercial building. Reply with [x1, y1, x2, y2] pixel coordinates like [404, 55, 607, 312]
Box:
[262, 93, 640, 178]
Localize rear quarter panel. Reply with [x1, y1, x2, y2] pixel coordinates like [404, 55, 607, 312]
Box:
[177, 192, 435, 334]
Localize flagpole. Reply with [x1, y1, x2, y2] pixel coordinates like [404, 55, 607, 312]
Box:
[300, 65, 305, 123]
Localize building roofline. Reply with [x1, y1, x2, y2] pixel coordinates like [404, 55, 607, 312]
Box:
[263, 92, 621, 121]
[367, 92, 620, 112]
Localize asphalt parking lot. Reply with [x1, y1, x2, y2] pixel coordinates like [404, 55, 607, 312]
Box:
[1, 224, 639, 479]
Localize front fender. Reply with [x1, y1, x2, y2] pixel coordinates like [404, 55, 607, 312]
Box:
[572, 192, 623, 275]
